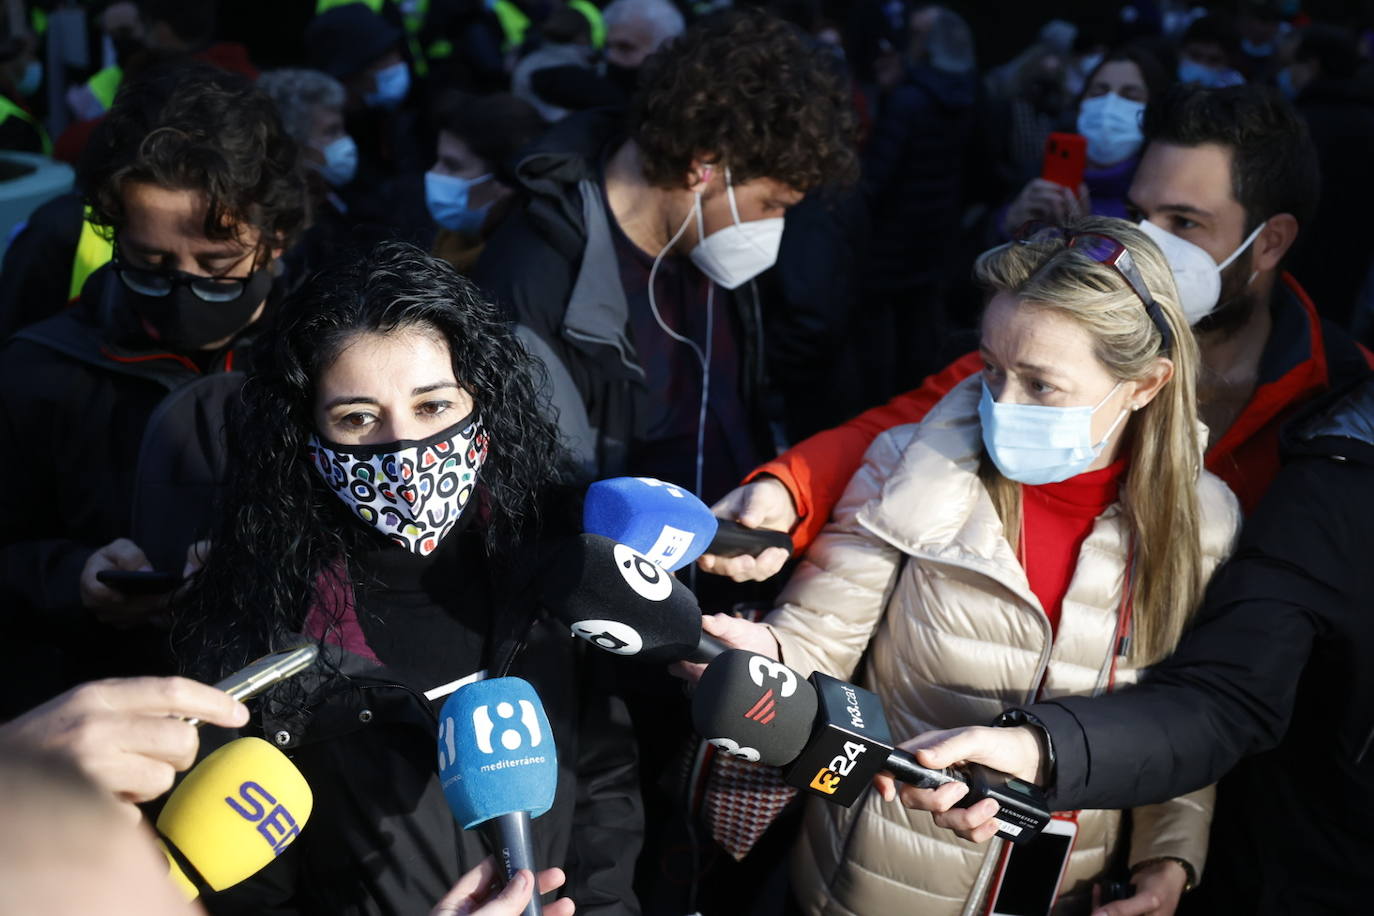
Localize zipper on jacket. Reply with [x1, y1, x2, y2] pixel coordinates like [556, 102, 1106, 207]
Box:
[855, 514, 1056, 706]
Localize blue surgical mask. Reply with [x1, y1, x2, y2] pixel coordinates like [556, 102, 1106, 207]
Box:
[365, 61, 410, 109]
[979, 379, 1129, 485]
[315, 135, 358, 187]
[1177, 58, 1245, 88]
[425, 169, 494, 233]
[17, 60, 41, 97]
[1076, 92, 1145, 166]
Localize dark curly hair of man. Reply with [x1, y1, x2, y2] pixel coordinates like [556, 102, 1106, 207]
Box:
[631, 9, 859, 191]
[80, 60, 308, 255]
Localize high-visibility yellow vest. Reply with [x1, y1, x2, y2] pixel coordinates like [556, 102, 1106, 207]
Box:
[0, 95, 52, 156]
[568, 0, 605, 49]
[491, 0, 531, 52]
[86, 66, 123, 113]
[69, 210, 114, 301]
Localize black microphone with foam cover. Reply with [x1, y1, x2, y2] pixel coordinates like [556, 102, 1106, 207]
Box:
[540, 533, 726, 664]
[690, 647, 819, 764]
[692, 650, 1052, 844]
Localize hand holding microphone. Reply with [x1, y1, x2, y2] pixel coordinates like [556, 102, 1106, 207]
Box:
[691, 650, 1052, 844]
[0, 676, 250, 815]
[156, 736, 313, 899]
[582, 476, 792, 575]
[437, 677, 559, 916]
[874, 725, 1050, 844]
[429, 857, 574, 916]
[696, 477, 798, 582]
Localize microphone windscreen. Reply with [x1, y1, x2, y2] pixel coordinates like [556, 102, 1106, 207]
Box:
[437, 677, 558, 830]
[156, 737, 313, 894]
[691, 649, 819, 767]
[541, 533, 705, 664]
[583, 477, 718, 572]
[159, 843, 199, 901]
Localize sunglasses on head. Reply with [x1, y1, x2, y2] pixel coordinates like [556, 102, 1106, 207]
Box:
[1014, 220, 1174, 354]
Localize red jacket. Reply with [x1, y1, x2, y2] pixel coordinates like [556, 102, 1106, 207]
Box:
[749, 273, 1374, 552]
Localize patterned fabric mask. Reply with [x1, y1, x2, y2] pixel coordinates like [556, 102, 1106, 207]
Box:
[307, 412, 488, 556]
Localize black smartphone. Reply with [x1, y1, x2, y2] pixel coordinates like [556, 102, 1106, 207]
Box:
[96, 569, 183, 595]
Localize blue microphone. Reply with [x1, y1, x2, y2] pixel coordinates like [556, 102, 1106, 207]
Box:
[583, 477, 793, 571]
[582, 477, 718, 572]
[437, 678, 558, 916]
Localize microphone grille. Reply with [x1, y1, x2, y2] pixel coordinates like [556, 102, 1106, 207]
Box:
[691, 649, 817, 766]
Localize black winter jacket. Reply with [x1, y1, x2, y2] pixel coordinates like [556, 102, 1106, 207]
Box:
[861, 63, 978, 293]
[470, 110, 771, 482]
[0, 268, 274, 711]
[201, 534, 643, 916]
[1026, 375, 1374, 913]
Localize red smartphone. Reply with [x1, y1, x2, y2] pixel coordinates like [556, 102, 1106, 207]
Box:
[1041, 132, 1087, 190]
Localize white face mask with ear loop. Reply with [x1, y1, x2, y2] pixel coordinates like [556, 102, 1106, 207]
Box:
[1137, 219, 1267, 325]
[688, 166, 785, 290]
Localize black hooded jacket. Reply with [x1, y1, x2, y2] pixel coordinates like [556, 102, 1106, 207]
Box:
[1024, 375, 1374, 913]
[200, 529, 643, 916]
[470, 110, 771, 484]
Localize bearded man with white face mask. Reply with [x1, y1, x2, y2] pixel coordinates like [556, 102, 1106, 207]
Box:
[473, 9, 857, 500]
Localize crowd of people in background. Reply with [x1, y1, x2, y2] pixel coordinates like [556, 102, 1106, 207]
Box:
[3, 0, 1374, 914]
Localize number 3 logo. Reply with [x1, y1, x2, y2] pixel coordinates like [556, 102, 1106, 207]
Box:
[809, 767, 841, 794]
[747, 654, 797, 698]
[708, 737, 761, 762]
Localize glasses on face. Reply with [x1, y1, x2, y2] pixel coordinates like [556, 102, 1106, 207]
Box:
[111, 247, 255, 303]
[1014, 220, 1175, 354]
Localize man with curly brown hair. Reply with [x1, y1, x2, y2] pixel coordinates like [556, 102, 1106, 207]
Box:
[0, 61, 308, 716]
[473, 8, 857, 500]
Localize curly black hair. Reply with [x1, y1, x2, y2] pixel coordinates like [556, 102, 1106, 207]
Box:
[175, 242, 571, 686]
[79, 60, 308, 255]
[631, 8, 858, 191]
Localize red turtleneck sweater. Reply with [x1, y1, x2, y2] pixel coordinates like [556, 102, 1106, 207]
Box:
[1021, 456, 1129, 635]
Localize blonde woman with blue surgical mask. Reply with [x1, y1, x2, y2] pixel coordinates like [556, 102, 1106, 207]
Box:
[695, 216, 1240, 916]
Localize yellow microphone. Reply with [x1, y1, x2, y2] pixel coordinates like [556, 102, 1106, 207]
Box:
[155, 737, 314, 899]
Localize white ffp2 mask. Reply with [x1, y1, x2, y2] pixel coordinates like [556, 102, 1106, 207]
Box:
[1137, 219, 1266, 324]
[689, 167, 784, 289]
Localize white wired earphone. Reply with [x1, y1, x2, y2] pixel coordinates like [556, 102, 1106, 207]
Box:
[646, 165, 716, 500]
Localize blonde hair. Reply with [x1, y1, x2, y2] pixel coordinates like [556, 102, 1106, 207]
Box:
[973, 216, 1203, 666]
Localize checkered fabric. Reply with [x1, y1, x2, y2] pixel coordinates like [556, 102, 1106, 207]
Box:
[702, 751, 798, 861]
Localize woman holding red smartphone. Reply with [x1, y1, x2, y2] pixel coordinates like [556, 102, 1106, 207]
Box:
[1002, 47, 1171, 235]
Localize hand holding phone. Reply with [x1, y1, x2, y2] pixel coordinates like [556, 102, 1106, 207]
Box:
[1041, 132, 1087, 190]
[96, 569, 184, 595]
[187, 645, 320, 726]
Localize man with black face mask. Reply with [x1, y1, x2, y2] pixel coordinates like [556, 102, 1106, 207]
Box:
[0, 62, 307, 716]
